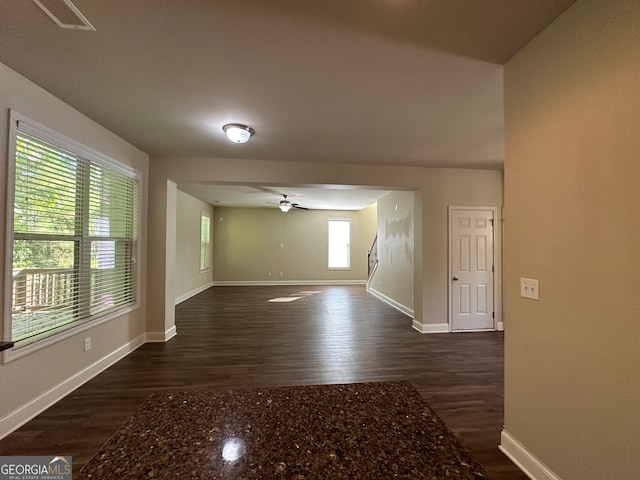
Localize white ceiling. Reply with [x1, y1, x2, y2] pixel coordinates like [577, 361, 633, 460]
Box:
[0, 0, 576, 209]
[178, 184, 393, 210]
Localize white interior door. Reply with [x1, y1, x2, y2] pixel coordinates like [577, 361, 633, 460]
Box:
[450, 208, 495, 331]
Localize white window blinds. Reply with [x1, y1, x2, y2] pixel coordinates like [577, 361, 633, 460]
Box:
[11, 124, 139, 344]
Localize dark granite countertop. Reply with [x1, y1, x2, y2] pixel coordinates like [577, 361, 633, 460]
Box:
[80, 381, 488, 479]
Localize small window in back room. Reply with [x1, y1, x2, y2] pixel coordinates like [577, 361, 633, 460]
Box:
[200, 213, 211, 271]
[328, 219, 350, 269]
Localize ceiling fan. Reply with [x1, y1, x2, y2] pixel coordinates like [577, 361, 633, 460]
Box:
[278, 194, 309, 213]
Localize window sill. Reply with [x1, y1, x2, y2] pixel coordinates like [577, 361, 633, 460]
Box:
[2, 303, 139, 364]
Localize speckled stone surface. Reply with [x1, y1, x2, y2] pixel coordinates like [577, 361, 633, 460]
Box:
[80, 381, 488, 479]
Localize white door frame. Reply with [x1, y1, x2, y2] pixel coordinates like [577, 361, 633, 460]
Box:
[448, 206, 503, 332]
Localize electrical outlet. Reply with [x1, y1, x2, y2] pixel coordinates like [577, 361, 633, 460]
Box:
[84, 337, 91, 351]
[520, 278, 540, 300]
[279, 272, 284, 277]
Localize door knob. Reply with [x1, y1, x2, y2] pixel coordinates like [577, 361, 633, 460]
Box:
[452, 276, 459, 281]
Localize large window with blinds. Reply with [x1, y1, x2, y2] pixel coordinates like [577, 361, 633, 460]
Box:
[8, 117, 140, 348]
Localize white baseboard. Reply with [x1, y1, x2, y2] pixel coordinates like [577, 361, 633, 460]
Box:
[368, 288, 414, 318]
[365, 261, 379, 291]
[412, 320, 449, 334]
[145, 325, 177, 343]
[175, 282, 214, 305]
[499, 430, 562, 480]
[212, 280, 366, 286]
[0, 333, 145, 441]
[497, 321, 504, 331]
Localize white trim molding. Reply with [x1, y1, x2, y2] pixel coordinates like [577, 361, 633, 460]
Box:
[0, 334, 145, 441]
[497, 321, 504, 331]
[368, 288, 413, 318]
[175, 282, 214, 305]
[365, 260, 379, 292]
[412, 321, 449, 334]
[212, 280, 366, 286]
[499, 430, 563, 480]
[145, 325, 177, 343]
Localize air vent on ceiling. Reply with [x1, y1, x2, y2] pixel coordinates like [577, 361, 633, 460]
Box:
[32, 0, 96, 31]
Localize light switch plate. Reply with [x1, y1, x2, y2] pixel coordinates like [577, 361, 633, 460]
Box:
[520, 278, 540, 300]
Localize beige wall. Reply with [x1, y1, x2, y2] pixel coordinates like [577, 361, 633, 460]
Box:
[503, 0, 640, 478]
[147, 157, 502, 335]
[212, 205, 376, 283]
[0, 63, 149, 425]
[358, 203, 378, 266]
[370, 191, 414, 313]
[175, 190, 214, 301]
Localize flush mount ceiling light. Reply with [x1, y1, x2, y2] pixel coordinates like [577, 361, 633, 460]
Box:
[223, 124, 255, 144]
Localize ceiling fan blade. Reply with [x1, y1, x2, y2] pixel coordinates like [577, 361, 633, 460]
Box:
[292, 204, 309, 210]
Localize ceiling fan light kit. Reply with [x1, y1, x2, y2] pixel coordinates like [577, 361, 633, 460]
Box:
[278, 194, 309, 213]
[223, 123, 255, 144]
[279, 201, 292, 213]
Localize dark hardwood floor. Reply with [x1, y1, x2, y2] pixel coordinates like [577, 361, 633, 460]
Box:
[0, 285, 526, 479]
